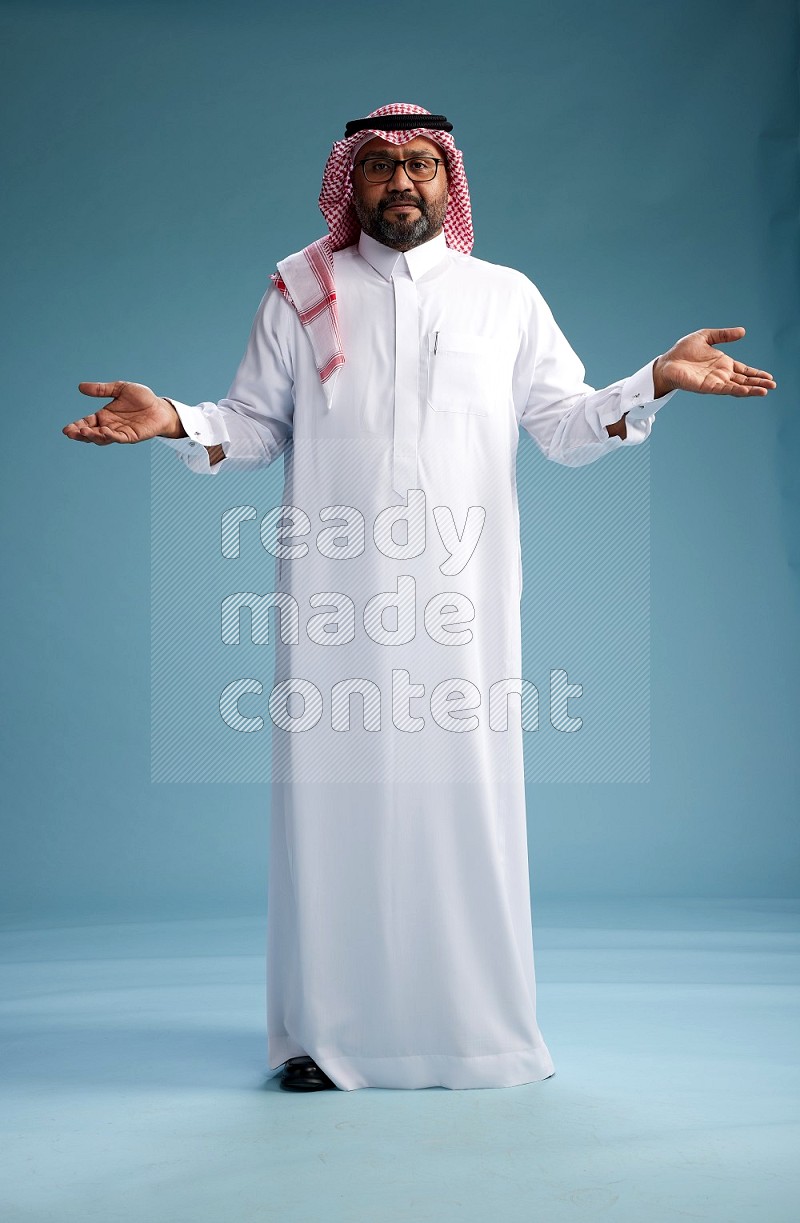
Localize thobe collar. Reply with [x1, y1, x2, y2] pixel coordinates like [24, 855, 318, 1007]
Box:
[357, 229, 449, 282]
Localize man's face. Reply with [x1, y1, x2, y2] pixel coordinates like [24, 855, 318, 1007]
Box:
[351, 136, 449, 252]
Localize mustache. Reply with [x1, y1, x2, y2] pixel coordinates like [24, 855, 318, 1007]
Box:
[379, 193, 426, 213]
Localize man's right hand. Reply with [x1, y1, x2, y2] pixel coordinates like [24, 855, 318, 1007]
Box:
[63, 382, 185, 445]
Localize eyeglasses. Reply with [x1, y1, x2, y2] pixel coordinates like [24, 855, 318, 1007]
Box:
[356, 155, 446, 184]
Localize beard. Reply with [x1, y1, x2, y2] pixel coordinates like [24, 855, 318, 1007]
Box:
[352, 189, 448, 251]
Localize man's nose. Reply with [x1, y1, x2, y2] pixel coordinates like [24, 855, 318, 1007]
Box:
[387, 162, 413, 188]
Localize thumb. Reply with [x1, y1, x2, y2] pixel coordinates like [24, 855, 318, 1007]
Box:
[77, 380, 127, 399]
[704, 327, 746, 346]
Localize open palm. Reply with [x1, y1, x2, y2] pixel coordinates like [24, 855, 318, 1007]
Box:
[657, 328, 776, 397]
[63, 381, 177, 445]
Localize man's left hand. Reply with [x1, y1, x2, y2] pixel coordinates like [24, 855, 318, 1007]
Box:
[652, 328, 776, 399]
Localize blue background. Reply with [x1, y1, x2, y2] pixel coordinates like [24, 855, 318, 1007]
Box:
[2, 0, 798, 920]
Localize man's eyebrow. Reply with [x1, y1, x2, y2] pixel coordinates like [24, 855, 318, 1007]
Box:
[359, 148, 443, 160]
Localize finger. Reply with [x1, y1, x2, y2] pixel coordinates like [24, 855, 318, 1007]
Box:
[97, 425, 131, 442]
[70, 423, 113, 442]
[729, 372, 776, 390]
[63, 412, 131, 443]
[63, 416, 98, 436]
[63, 428, 111, 444]
[732, 362, 776, 384]
[704, 327, 746, 345]
[725, 384, 769, 397]
[77, 381, 127, 399]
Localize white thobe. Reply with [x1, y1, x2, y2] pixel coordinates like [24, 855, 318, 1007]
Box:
[159, 229, 675, 1090]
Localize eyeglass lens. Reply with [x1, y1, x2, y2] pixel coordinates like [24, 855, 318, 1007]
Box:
[362, 157, 439, 183]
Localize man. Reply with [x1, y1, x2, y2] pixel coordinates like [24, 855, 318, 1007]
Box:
[63, 102, 776, 1094]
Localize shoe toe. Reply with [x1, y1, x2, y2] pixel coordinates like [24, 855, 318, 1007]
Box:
[279, 1055, 337, 1091]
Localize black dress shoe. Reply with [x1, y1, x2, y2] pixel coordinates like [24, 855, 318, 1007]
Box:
[279, 1055, 338, 1092]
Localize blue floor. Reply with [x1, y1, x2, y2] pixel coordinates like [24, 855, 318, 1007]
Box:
[1, 899, 797, 1222]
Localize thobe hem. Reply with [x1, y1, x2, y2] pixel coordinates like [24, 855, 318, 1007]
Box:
[268, 1035, 555, 1091]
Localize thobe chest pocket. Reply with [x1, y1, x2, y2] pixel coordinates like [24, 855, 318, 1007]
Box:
[426, 331, 496, 416]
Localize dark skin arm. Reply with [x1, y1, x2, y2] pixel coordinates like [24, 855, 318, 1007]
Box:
[65, 329, 775, 456]
[64, 384, 226, 466]
[605, 327, 776, 439]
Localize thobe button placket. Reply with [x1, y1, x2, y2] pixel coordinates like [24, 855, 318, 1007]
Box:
[391, 262, 419, 499]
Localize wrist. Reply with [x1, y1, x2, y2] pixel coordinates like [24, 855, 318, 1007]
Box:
[159, 397, 188, 439]
[652, 356, 674, 400]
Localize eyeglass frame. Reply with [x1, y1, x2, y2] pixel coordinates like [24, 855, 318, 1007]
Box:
[354, 154, 448, 184]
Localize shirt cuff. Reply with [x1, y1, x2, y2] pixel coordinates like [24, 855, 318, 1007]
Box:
[158, 398, 230, 447]
[155, 398, 230, 472]
[621, 360, 678, 422]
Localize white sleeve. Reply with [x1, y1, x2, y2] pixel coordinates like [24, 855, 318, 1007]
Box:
[514, 281, 677, 467]
[156, 285, 295, 476]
